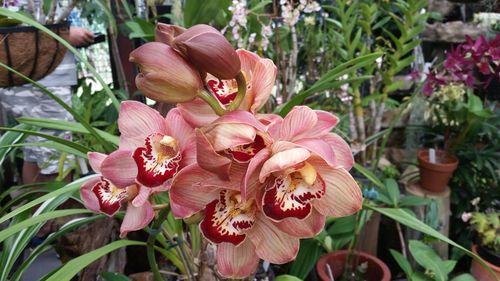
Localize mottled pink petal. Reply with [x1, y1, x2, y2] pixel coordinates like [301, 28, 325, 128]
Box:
[247, 213, 299, 264]
[80, 176, 101, 213]
[274, 208, 325, 238]
[165, 108, 196, 167]
[177, 98, 218, 128]
[169, 164, 228, 218]
[217, 240, 260, 278]
[279, 106, 317, 141]
[313, 166, 362, 217]
[120, 201, 155, 238]
[259, 147, 310, 182]
[101, 150, 138, 188]
[242, 148, 271, 200]
[294, 138, 336, 167]
[88, 152, 107, 173]
[249, 59, 277, 113]
[323, 133, 354, 170]
[118, 101, 168, 150]
[196, 130, 232, 180]
[131, 185, 152, 207]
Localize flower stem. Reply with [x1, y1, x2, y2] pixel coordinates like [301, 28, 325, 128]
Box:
[147, 206, 171, 281]
[227, 71, 247, 111]
[197, 89, 226, 116]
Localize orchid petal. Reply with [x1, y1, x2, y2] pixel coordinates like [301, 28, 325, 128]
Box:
[313, 166, 362, 217]
[242, 148, 270, 201]
[80, 177, 101, 213]
[259, 147, 310, 182]
[169, 164, 227, 218]
[323, 133, 354, 170]
[274, 208, 325, 238]
[101, 149, 137, 188]
[294, 138, 336, 167]
[131, 185, 152, 207]
[279, 106, 317, 141]
[196, 129, 232, 180]
[177, 98, 218, 128]
[204, 123, 256, 152]
[249, 59, 277, 113]
[118, 101, 168, 150]
[120, 201, 155, 238]
[165, 108, 196, 167]
[299, 110, 339, 138]
[247, 213, 299, 264]
[217, 240, 260, 278]
[88, 152, 107, 173]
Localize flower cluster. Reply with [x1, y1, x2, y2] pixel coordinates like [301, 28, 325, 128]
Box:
[80, 23, 362, 278]
[424, 34, 500, 95]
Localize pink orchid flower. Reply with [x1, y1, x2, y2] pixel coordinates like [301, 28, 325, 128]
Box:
[196, 110, 272, 180]
[80, 152, 155, 238]
[101, 101, 196, 192]
[169, 164, 299, 278]
[241, 106, 362, 238]
[178, 49, 277, 128]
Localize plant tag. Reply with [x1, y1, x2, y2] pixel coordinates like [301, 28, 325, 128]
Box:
[429, 148, 436, 163]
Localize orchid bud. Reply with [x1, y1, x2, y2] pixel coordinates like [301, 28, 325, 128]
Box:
[129, 42, 203, 103]
[172, 24, 241, 80]
[155, 23, 186, 45]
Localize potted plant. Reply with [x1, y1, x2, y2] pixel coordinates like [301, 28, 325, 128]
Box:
[420, 35, 499, 192]
[468, 212, 500, 281]
[0, 0, 71, 87]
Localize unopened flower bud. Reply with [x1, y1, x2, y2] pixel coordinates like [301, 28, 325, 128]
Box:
[129, 42, 203, 103]
[172, 24, 241, 80]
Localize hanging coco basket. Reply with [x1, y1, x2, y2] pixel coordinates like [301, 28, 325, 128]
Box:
[0, 22, 69, 87]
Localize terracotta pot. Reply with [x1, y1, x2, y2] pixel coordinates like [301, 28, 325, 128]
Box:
[418, 149, 458, 192]
[316, 250, 391, 281]
[471, 245, 500, 281]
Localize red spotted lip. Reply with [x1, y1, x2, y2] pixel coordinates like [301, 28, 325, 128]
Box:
[228, 134, 266, 163]
[262, 174, 325, 221]
[207, 79, 237, 105]
[92, 177, 127, 216]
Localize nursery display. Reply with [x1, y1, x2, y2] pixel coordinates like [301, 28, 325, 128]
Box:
[0, 1, 498, 281]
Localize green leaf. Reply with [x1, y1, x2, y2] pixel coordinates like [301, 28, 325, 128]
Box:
[100, 272, 132, 281]
[389, 249, 412, 277]
[46, 240, 146, 281]
[0, 142, 87, 158]
[384, 178, 400, 206]
[279, 53, 382, 116]
[288, 239, 323, 279]
[409, 240, 446, 281]
[0, 123, 30, 165]
[367, 206, 497, 279]
[0, 175, 95, 225]
[17, 117, 119, 146]
[184, 0, 227, 27]
[276, 275, 303, 281]
[399, 196, 432, 207]
[353, 163, 384, 188]
[450, 274, 475, 281]
[443, 260, 457, 275]
[0, 209, 91, 243]
[0, 127, 90, 154]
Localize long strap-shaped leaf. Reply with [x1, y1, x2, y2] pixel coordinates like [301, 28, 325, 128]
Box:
[279, 52, 383, 116]
[0, 8, 120, 110]
[0, 174, 96, 225]
[0, 123, 30, 165]
[0, 127, 90, 154]
[368, 206, 498, 278]
[0, 142, 88, 158]
[45, 240, 146, 281]
[17, 117, 119, 146]
[0, 62, 116, 153]
[11, 215, 105, 281]
[0, 209, 91, 243]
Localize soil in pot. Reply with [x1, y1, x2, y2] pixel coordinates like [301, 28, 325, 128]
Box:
[471, 245, 500, 281]
[316, 250, 391, 281]
[418, 149, 458, 192]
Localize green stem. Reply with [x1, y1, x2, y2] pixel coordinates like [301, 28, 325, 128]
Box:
[227, 72, 247, 111]
[147, 207, 171, 281]
[197, 89, 226, 116]
[174, 236, 196, 281]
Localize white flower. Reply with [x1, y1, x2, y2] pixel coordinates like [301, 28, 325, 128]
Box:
[304, 16, 315, 26]
[471, 197, 481, 206]
[248, 33, 256, 44]
[461, 212, 472, 222]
